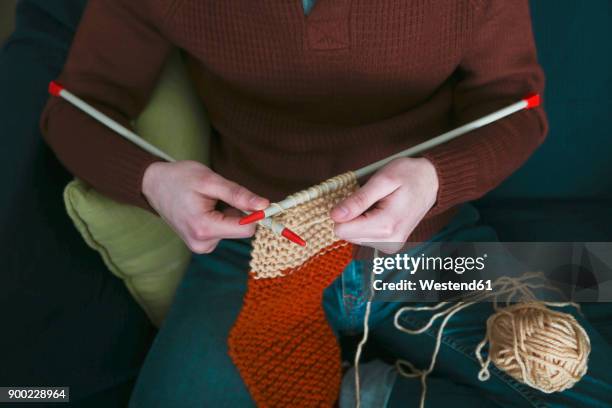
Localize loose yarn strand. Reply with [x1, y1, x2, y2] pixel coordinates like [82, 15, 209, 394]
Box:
[354, 250, 378, 408]
[354, 298, 372, 408]
[395, 301, 475, 408]
[393, 272, 590, 408]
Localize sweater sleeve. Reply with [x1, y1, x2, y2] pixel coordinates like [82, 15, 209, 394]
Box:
[421, 0, 548, 216]
[40, 0, 175, 210]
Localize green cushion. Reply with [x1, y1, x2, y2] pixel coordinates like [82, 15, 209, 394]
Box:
[64, 51, 210, 326]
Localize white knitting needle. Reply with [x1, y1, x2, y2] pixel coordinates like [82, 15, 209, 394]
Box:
[240, 93, 541, 225]
[48, 81, 306, 246]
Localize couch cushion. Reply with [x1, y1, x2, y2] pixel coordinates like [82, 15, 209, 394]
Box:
[64, 51, 210, 326]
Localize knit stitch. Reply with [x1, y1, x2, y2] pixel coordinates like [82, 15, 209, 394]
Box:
[228, 179, 358, 406]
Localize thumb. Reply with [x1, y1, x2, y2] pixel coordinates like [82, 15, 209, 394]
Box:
[202, 173, 269, 212]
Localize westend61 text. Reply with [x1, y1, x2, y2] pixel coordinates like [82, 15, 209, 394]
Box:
[372, 279, 493, 292]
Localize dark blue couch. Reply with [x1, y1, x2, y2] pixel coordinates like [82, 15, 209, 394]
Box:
[475, 0, 612, 352]
[0, 0, 610, 406]
[0, 1, 155, 406]
[477, 1, 612, 242]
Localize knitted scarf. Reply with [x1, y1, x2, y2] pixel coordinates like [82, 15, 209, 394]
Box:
[228, 179, 358, 407]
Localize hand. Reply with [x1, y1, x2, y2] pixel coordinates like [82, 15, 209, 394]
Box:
[142, 160, 269, 254]
[330, 157, 439, 254]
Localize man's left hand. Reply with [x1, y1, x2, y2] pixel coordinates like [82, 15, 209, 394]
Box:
[330, 157, 439, 254]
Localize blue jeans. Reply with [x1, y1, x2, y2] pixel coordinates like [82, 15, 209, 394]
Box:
[377, 301, 612, 408]
[130, 205, 612, 407]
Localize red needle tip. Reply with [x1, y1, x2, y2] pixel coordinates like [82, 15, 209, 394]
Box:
[282, 228, 306, 247]
[49, 81, 64, 96]
[239, 210, 265, 225]
[524, 93, 541, 110]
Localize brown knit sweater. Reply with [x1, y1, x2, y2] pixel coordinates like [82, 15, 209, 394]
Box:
[40, 0, 547, 242]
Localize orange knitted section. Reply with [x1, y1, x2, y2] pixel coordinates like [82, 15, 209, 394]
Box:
[228, 241, 353, 407]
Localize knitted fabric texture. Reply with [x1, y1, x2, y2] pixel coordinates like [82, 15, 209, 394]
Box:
[228, 179, 358, 407]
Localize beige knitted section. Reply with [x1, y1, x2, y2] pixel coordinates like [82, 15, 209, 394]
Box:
[250, 177, 358, 279]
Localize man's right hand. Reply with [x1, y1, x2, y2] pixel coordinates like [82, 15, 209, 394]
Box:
[142, 160, 269, 254]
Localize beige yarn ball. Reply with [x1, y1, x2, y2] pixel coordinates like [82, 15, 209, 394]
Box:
[486, 302, 591, 393]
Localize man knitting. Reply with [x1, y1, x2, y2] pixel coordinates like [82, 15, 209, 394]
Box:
[42, 0, 548, 256]
[40, 0, 560, 406]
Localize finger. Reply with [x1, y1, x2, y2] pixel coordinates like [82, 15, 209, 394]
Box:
[222, 207, 244, 218]
[191, 210, 257, 240]
[187, 238, 220, 254]
[363, 242, 405, 255]
[338, 237, 404, 255]
[334, 206, 398, 241]
[335, 187, 416, 240]
[330, 174, 400, 222]
[199, 174, 269, 212]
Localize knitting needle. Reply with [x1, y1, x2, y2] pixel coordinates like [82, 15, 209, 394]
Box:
[240, 93, 541, 225]
[48, 81, 306, 246]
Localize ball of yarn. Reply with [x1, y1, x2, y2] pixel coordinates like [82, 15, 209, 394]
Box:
[486, 302, 590, 393]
